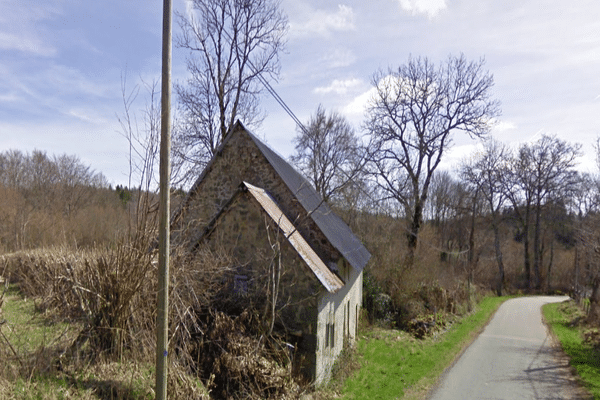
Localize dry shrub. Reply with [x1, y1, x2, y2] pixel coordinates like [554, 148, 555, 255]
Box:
[169, 247, 236, 359]
[4, 241, 302, 398]
[3, 231, 155, 360]
[189, 310, 297, 400]
[168, 248, 303, 399]
[360, 218, 477, 331]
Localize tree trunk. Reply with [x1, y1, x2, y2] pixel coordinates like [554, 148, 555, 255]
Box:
[468, 196, 477, 265]
[545, 238, 554, 293]
[533, 204, 542, 290]
[523, 206, 532, 290]
[406, 201, 423, 267]
[573, 246, 580, 301]
[588, 277, 600, 324]
[492, 221, 505, 296]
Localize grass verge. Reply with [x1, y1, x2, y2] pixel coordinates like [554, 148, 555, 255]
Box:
[339, 296, 510, 400]
[542, 300, 600, 399]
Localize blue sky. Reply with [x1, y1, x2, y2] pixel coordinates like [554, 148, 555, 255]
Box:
[1, 0, 599, 186]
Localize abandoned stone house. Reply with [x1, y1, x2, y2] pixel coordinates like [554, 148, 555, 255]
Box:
[170, 121, 371, 384]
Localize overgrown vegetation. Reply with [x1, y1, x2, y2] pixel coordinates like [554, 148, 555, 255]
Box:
[1, 242, 306, 399]
[543, 300, 600, 398]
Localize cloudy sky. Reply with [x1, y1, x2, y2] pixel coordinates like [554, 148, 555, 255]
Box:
[1, 0, 599, 186]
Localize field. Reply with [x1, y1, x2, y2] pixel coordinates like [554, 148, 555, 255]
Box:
[0, 249, 209, 400]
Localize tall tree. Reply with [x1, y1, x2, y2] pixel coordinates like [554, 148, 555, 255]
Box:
[506, 134, 581, 289]
[291, 104, 363, 202]
[365, 54, 500, 264]
[174, 0, 288, 182]
[461, 139, 509, 295]
[584, 136, 600, 320]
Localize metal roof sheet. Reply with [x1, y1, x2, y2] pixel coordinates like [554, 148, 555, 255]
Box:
[244, 182, 344, 293]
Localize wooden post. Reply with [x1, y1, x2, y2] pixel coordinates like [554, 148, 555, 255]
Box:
[156, 0, 172, 398]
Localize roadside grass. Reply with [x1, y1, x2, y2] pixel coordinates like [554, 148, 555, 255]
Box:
[338, 296, 510, 400]
[543, 300, 600, 399]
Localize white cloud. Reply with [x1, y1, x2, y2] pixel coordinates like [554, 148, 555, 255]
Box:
[0, 92, 22, 103]
[0, 32, 57, 57]
[291, 4, 356, 37]
[492, 120, 517, 133]
[341, 74, 406, 125]
[320, 48, 357, 69]
[324, 5, 355, 31]
[342, 86, 377, 127]
[184, 0, 196, 21]
[41, 64, 115, 99]
[314, 78, 362, 95]
[438, 142, 483, 172]
[397, 0, 447, 19]
[67, 108, 109, 125]
[0, 1, 61, 56]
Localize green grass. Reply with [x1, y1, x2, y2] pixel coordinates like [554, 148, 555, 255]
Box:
[1, 285, 74, 352]
[341, 296, 510, 400]
[543, 301, 600, 399]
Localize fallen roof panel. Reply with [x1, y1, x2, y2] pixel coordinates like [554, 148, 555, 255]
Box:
[244, 181, 344, 293]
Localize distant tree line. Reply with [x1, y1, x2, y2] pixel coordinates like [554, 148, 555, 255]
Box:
[0, 149, 128, 251]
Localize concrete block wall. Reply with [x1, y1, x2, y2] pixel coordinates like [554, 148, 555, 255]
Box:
[314, 260, 363, 385]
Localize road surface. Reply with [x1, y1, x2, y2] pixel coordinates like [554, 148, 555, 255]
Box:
[428, 296, 589, 400]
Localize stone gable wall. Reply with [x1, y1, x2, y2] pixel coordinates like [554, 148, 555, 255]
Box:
[173, 128, 342, 266]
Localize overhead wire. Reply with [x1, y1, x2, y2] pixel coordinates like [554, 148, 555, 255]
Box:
[218, 25, 309, 135]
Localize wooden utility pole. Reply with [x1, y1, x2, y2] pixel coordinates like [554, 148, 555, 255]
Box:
[156, 0, 172, 398]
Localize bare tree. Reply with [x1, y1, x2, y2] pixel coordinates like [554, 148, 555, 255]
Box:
[291, 104, 364, 202]
[461, 139, 509, 295]
[174, 0, 288, 184]
[365, 54, 500, 264]
[0, 149, 110, 250]
[565, 137, 600, 312]
[505, 134, 582, 290]
[116, 75, 164, 238]
[54, 154, 107, 217]
[425, 171, 472, 254]
[577, 196, 600, 322]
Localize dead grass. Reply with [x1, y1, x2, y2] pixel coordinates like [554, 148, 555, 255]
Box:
[0, 276, 210, 399]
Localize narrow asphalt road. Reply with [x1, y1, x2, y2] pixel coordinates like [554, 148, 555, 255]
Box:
[428, 296, 589, 400]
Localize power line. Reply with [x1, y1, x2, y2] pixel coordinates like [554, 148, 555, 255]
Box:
[250, 64, 308, 135]
[217, 26, 309, 135]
